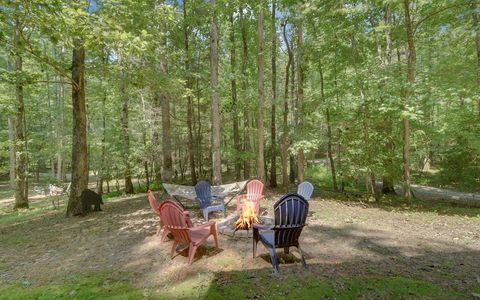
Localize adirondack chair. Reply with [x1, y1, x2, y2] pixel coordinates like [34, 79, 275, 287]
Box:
[195, 181, 226, 221]
[297, 181, 314, 201]
[235, 179, 264, 214]
[253, 193, 309, 273]
[159, 200, 218, 265]
[147, 190, 170, 242]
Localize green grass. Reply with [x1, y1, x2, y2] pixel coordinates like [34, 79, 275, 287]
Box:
[204, 273, 465, 299]
[0, 273, 145, 300]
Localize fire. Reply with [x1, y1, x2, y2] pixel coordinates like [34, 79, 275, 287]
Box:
[235, 202, 260, 230]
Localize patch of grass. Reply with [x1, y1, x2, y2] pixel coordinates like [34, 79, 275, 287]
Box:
[204, 273, 465, 299]
[0, 206, 55, 227]
[0, 273, 146, 300]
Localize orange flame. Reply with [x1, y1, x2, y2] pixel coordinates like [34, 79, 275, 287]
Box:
[235, 202, 260, 230]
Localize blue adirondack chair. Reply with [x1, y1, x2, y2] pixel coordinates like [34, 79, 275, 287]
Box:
[195, 181, 226, 221]
[297, 181, 314, 201]
[253, 193, 309, 272]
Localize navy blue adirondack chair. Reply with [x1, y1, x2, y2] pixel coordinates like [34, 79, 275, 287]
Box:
[253, 193, 309, 272]
[194, 181, 226, 221]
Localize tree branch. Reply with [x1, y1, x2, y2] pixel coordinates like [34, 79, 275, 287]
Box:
[414, 2, 471, 35]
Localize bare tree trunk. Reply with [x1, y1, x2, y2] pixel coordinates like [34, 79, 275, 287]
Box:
[269, 1, 277, 187]
[256, 0, 266, 183]
[281, 22, 291, 188]
[13, 15, 28, 209]
[183, 0, 197, 185]
[8, 117, 16, 189]
[67, 38, 88, 216]
[289, 28, 296, 184]
[120, 72, 134, 194]
[210, 0, 222, 184]
[230, 11, 241, 181]
[402, 0, 415, 201]
[296, 18, 305, 183]
[240, 7, 251, 180]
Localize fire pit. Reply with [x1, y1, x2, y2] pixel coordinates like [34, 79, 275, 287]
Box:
[217, 202, 273, 238]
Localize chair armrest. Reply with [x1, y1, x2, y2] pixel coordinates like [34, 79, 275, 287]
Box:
[252, 223, 270, 231]
[235, 194, 247, 206]
[189, 221, 216, 231]
[212, 195, 225, 206]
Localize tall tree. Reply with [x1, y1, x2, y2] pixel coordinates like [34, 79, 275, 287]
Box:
[281, 21, 291, 188]
[13, 11, 28, 209]
[402, 0, 415, 201]
[240, 6, 251, 179]
[269, 1, 277, 187]
[120, 71, 134, 194]
[256, 0, 266, 182]
[296, 12, 305, 183]
[183, 0, 197, 184]
[66, 38, 88, 216]
[230, 9, 241, 181]
[210, 0, 222, 184]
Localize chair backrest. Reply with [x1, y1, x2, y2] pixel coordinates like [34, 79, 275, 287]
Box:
[272, 193, 309, 248]
[297, 181, 314, 201]
[247, 179, 264, 201]
[147, 190, 160, 216]
[159, 200, 193, 243]
[195, 181, 212, 208]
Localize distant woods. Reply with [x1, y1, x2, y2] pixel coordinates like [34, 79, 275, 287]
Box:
[1, 0, 479, 214]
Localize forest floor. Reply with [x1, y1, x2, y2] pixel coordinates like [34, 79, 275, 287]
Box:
[1, 186, 480, 299]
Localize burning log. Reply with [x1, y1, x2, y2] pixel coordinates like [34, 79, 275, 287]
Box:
[235, 202, 260, 230]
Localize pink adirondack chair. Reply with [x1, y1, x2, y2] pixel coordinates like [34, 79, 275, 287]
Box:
[159, 200, 219, 265]
[147, 190, 170, 242]
[235, 179, 264, 215]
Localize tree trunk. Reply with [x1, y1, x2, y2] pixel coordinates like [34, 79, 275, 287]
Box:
[183, 0, 197, 185]
[120, 72, 134, 194]
[240, 6, 251, 180]
[402, 0, 415, 201]
[8, 117, 16, 189]
[230, 11, 241, 181]
[269, 1, 277, 188]
[281, 22, 291, 188]
[210, 0, 222, 184]
[296, 19, 305, 183]
[256, 0, 266, 183]
[67, 38, 88, 216]
[382, 3, 395, 194]
[13, 15, 28, 209]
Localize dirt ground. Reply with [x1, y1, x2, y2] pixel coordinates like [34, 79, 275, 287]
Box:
[1, 190, 479, 295]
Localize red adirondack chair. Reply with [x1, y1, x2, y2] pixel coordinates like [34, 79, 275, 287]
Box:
[159, 200, 219, 265]
[235, 179, 264, 215]
[147, 190, 170, 242]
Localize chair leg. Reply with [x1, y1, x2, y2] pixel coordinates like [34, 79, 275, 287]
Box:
[203, 209, 208, 221]
[253, 240, 257, 258]
[188, 244, 198, 265]
[170, 241, 178, 259]
[297, 246, 308, 269]
[160, 229, 169, 243]
[284, 247, 289, 254]
[211, 225, 219, 248]
[156, 225, 161, 236]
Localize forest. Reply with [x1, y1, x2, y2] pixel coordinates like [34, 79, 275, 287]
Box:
[1, 0, 480, 211]
[1, 0, 480, 298]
